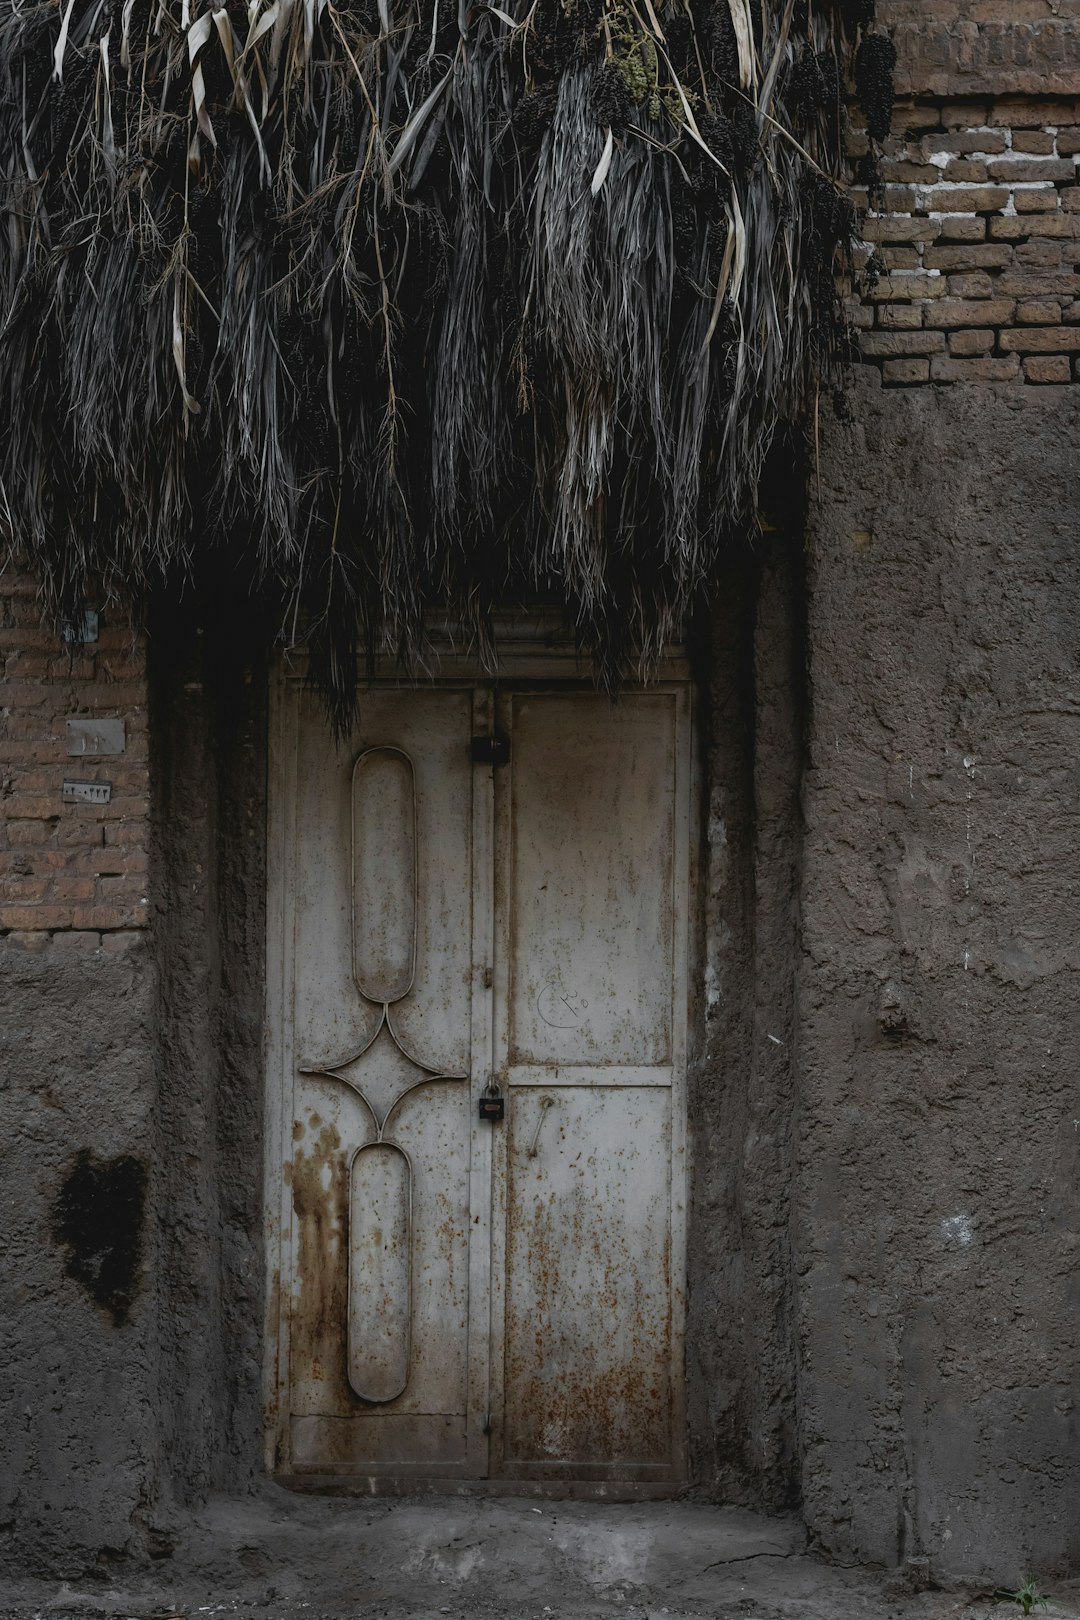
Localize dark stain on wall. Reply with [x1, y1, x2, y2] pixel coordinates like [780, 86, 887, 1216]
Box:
[52, 1152, 147, 1326]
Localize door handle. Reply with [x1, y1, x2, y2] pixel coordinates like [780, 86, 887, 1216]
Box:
[527, 1096, 556, 1158]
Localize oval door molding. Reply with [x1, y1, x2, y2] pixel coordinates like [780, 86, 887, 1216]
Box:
[348, 1141, 413, 1402]
[352, 747, 417, 1004]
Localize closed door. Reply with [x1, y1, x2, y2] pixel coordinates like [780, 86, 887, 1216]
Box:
[265, 671, 691, 1485]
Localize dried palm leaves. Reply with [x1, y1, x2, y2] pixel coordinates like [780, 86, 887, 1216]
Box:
[0, 0, 889, 723]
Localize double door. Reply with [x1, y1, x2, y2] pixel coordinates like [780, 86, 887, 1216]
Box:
[265, 671, 692, 1485]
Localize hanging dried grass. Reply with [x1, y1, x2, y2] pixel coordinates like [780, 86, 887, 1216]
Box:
[0, 0, 889, 725]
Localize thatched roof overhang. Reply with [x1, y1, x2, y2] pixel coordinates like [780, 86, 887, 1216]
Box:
[0, 0, 894, 725]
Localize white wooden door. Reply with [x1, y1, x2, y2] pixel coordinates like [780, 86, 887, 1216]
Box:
[266, 670, 691, 1485]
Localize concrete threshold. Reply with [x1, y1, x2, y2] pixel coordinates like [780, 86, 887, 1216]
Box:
[1, 1494, 1078, 1620]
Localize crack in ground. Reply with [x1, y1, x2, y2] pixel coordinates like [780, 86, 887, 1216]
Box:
[699, 1545, 809, 1573]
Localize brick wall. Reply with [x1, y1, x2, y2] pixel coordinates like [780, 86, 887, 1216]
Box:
[852, 96, 1080, 385]
[0, 572, 149, 948]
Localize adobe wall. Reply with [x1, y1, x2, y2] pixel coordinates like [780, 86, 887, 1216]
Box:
[791, 0, 1080, 1578]
[1, 0, 1078, 1592]
[797, 376, 1080, 1579]
[0, 571, 157, 1573]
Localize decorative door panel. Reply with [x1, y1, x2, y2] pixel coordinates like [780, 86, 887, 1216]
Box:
[270, 684, 486, 1475]
[267, 670, 689, 1485]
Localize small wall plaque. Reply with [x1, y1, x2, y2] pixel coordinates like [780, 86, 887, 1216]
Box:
[66, 718, 126, 757]
[62, 611, 99, 644]
[63, 780, 112, 805]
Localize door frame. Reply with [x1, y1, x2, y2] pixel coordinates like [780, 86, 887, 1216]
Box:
[263, 634, 699, 1495]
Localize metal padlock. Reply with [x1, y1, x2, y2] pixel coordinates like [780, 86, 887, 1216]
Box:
[478, 1081, 505, 1123]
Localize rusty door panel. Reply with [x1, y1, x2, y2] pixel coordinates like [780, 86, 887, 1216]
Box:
[491, 688, 689, 1483]
[502, 1085, 674, 1470]
[267, 672, 690, 1485]
[507, 693, 676, 1068]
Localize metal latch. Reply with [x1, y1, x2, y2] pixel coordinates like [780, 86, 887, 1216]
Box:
[470, 734, 510, 766]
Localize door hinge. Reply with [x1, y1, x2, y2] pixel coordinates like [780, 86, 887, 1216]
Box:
[470, 733, 510, 766]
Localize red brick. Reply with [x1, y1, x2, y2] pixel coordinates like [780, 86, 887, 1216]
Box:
[0, 573, 40, 598]
[0, 849, 68, 874]
[4, 796, 62, 820]
[942, 104, 990, 129]
[96, 874, 147, 902]
[0, 628, 55, 650]
[989, 99, 1079, 129]
[863, 217, 942, 245]
[103, 821, 146, 846]
[1013, 133, 1056, 154]
[0, 905, 72, 929]
[1000, 324, 1080, 351]
[918, 186, 1010, 213]
[944, 159, 988, 183]
[46, 656, 97, 682]
[948, 330, 995, 355]
[928, 355, 1022, 382]
[4, 821, 52, 846]
[1014, 189, 1063, 214]
[55, 820, 106, 847]
[937, 217, 988, 242]
[1023, 355, 1072, 382]
[866, 273, 948, 303]
[859, 330, 946, 357]
[71, 683, 145, 710]
[998, 272, 1080, 296]
[5, 655, 51, 679]
[880, 161, 941, 184]
[878, 304, 924, 329]
[1056, 129, 1080, 156]
[49, 877, 97, 902]
[96, 655, 146, 682]
[924, 244, 1013, 270]
[0, 877, 49, 902]
[881, 359, 930, 384]
[1014, 240, 1065, 268]
[947, 272, 995, 298]
[74, 848, 148, 876]
[987, 159, 1075, 183]
[880, 247, 922, 270]
[924, 298, 1016, 328]
[2, 930, 49, 952]
[72, 903, 147, 930]
[923, 131, 1007, 157]
[1016, 301, 1063, 323]
[50, 930, 101, 951]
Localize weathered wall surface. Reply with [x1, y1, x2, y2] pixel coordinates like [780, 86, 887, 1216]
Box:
[0, 935, 159, 1576]
[797, 375, 1080, 1581]
[0, 586, 268, 1576]
[0, 570, 159, 1573]
[687, 541, 804, 1510]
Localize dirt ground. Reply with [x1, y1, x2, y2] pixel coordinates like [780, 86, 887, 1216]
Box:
[0, 1496, 1076, 1620]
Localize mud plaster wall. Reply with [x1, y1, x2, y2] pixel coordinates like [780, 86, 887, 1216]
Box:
[3, 403, 1078, 1583]
[796, 374, 1080, 1581]
[686, 541, 805, 1512]
[148, 596, 270, 1515]
[0, 594, 269, 1579]
[0, 934, 159, 1576]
